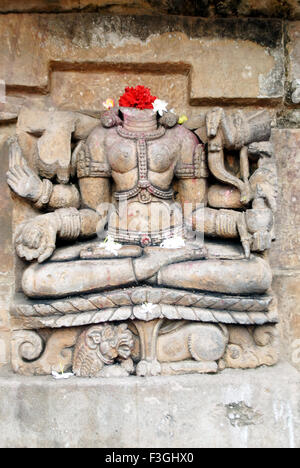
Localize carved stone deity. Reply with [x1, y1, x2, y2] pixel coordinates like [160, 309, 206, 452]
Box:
[7, 86, 279, 377]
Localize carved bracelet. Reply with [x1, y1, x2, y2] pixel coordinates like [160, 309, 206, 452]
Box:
[56, 208, 81, 240]
[34, 179, 53, 209]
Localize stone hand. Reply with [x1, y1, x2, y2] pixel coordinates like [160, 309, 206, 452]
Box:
[241, 240, 251, 259]
[15, 213, 60, 263]
[7, 140, 43, 201]
[251, 231, 272, 252]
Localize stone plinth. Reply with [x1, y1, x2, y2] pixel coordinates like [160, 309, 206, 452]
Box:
[0, 362, 298, 448]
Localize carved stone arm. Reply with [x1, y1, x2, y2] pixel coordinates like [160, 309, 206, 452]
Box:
[189, 206, 251, 258]
[15, 207, 102, 263]
[7, 139, 80, 209]
[205, 107, 272, 205]
[7, 139, 44, 203]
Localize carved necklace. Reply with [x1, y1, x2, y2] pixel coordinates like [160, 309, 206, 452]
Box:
[115, 125, 173, 204]
[116, 125, 165, 141]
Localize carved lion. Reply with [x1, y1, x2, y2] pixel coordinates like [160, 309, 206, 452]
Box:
[73, 323, 134, 377]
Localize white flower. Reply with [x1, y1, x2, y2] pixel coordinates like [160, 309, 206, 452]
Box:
[103, 98, 115, 110]
[160, 237, 186, 249]
[52, 370, 74, 380]
[141, 303, 157, 314]
[153, 99, 169, 116]
[99, 236, 122, 256]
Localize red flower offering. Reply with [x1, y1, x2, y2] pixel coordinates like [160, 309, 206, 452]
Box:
[119, 86, 157, 110]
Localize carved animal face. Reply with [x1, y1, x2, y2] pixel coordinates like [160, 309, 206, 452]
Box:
[85, 324, 134, 364]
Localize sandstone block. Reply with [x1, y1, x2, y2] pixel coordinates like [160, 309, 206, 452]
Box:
[0, 1, 299, 18]
[272, 273, 300, 371]
[287, 22, 300, 103]
[0, 97, 24, 123]
[0, 331, 10, 367]
[0, 135, 14, 275]
[0, 280, 14, 330]
[0, 363, 299, 447]
[0, 15, 284, 104]
[269, 129, 300, 269]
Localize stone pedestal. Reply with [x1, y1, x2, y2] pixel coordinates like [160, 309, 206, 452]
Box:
[0, 362, 298, 448]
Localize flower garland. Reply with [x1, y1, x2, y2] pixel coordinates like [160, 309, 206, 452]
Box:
[103, 85, 188, 124]
[119, 85, 156, 109]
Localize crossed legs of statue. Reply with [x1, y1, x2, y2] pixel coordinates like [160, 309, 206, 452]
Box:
[22, 241, 272, 299]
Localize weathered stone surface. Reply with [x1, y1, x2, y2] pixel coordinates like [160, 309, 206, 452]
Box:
[11, 305, 278, 330]
[226, 0, 300, 19]
[208, 184, 244, 209]
[273, 273, 300, 371]
[287, 22, 300, 103]
[0, 15, 284, 102]
[0, 362, 299, 448]
[270, 129, 300, 270]
[0, 0, 299, 19]
[220, 325, 279, 369]
[0, 135, 14, 275]
[16, 102, 100, 183]
[11, 328, 78, 376]
[157, 322, 228, 363]
[277, 109, 300, 128]
[158, 256, 272, 295]
[11, 319, 278, 377]
[0, 331, 10, 367]
[13, 287, 273, 318]
[73, 323, 134, 377]
[51, 70, 189, 116]
[0, 133, 14, 368]
[0, 96, 24, 122]
[291, 79, 300, 103]
[0, 281, 14, 331]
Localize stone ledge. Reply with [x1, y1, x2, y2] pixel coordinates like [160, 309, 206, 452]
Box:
[0, 1, 298, 19]
[0, 362, 298, 448]
[0, 14, 284, 101]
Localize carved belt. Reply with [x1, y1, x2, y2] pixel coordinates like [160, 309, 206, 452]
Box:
[114, 182, 174, 204]
[108, 225, 185, 247]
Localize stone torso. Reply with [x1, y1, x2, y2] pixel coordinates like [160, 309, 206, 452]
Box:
[106, 126, 183, 244]
[80, 121, 200, 245]
[106, 126, 180, 194]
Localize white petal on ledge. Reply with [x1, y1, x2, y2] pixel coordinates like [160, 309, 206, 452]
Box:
[160, 237, 186, 249]
[52, 371, 74, 380]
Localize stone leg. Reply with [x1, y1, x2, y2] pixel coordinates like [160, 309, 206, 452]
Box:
[22, 246, 205, 298]
[22, 249, 271, 298]
[133, 319, 164, 377]
[158, 255, 272, 295]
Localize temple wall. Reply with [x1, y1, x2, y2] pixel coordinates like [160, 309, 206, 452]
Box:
[0, 4, 299, 371]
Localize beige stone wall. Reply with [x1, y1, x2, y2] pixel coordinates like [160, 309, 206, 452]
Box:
[0, 11, 299, 369]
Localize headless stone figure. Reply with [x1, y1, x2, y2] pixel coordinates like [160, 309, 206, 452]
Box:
[11, 107, 272, 299]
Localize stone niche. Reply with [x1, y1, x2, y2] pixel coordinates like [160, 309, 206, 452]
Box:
[0, 13, 298, 378]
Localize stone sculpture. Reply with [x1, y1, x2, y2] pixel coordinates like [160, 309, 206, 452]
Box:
[7, 85, 279, 377]
[73, 323, 134, 377]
